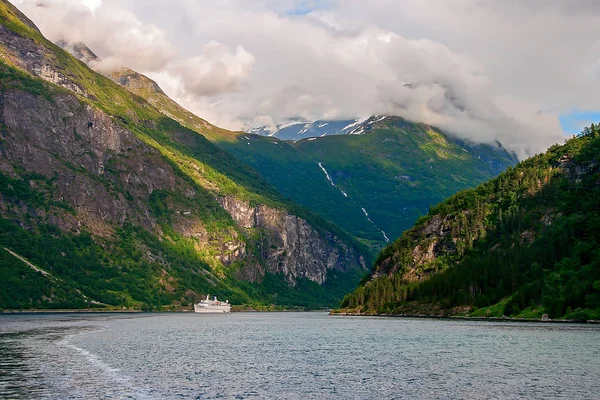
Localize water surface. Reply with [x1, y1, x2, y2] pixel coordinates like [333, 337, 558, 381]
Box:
[0, 312, 598, 399]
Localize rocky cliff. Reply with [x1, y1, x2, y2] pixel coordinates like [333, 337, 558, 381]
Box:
[218, 196, 365, 284]
[0, 0, 366, 310]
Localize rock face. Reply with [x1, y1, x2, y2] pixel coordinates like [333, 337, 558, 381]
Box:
[219, 196, 365, 283]
[0, 85, 226, 243]
[62, 41, 516, 250]
[0, 79, 362, 286]
[0, 23, 88, 97]
[0, 0, 367, 309]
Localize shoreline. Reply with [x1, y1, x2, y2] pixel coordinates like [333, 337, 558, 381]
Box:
[0, 308, 330, 314]
[2, 308, 599, 323]
[330, 312, 600, 324]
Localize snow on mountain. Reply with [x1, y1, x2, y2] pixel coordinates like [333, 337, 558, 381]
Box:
[248, 115, 391, 140]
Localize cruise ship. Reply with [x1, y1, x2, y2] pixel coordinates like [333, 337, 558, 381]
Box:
[194, 295, 231, 313]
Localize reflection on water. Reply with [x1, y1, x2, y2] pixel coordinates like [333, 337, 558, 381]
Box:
[0, 313, 599, 399]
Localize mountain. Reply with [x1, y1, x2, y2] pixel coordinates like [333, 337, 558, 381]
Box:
[248, 117, 372, 140]
[88, 63, 518, 249]
[219, 118, 518, 248]
[0, 1, 368, 310]
[339, 127, 600, 321]
[53, 41, 517, 251]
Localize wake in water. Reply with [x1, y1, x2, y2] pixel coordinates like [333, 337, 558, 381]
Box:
[0, 315, 154, 400]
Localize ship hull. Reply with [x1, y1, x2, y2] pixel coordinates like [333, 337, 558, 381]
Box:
[194, 305, 231, 313]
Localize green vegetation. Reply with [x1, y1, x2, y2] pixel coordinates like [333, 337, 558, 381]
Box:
[0, 215, 361, 310]
[104, 65, 369, 251]
[104, 67, 516, 251]
[341, 125, 600, 321]
[0, 62, 57, 101]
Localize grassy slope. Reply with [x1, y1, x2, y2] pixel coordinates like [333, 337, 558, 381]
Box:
[109, 67, 384, 244]
[340, 129, 600, 321]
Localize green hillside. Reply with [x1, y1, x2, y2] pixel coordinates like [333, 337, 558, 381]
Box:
[339, 126, 600, 321]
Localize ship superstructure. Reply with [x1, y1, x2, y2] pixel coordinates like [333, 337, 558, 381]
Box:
[194, 295, 231, 313]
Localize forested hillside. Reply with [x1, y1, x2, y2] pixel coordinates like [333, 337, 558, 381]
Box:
[340, 126, 600, 321]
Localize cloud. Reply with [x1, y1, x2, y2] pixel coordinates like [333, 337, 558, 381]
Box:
[12, 0, 600, 158]
[169, 41, 255, 97]
[15, 0, 175, 72]
[258, 85, 337, 121]
[368, 33, 563, 159]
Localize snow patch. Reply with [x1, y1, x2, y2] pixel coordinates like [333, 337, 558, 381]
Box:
[369, 115, 388, 124]
[317, 123, 329, 128]
[307, 138, 317, 141]
[298, 124, 311, 135]
[341, 117, 368, 132]
[277, 120, 307, 130]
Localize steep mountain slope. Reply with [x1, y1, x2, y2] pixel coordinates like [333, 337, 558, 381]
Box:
[339, 128, 600, 321]
[93, 66, 517, 249]
[0, 1, 367, 310]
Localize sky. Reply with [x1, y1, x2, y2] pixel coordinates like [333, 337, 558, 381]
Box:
[12, 0, 600, 159]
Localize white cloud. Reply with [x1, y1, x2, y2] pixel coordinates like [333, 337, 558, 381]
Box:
[12, 0, 600, 158]
[169, 41, 255, 97]
[15, 0, 175, 72]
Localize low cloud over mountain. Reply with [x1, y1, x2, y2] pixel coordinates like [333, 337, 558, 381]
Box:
[15, 0, 600, 158]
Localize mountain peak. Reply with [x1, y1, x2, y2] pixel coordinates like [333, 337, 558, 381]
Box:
[55, 40, 99, 64]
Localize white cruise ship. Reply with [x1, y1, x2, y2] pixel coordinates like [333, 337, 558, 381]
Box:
[194, 295, 231, 313]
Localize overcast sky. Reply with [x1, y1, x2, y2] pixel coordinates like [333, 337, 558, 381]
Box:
[12, 0, 600, 158]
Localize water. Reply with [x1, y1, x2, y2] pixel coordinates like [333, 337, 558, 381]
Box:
[0, 313, 599, 399]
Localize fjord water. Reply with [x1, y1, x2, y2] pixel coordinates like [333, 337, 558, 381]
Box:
[0, 313, 598, 399]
